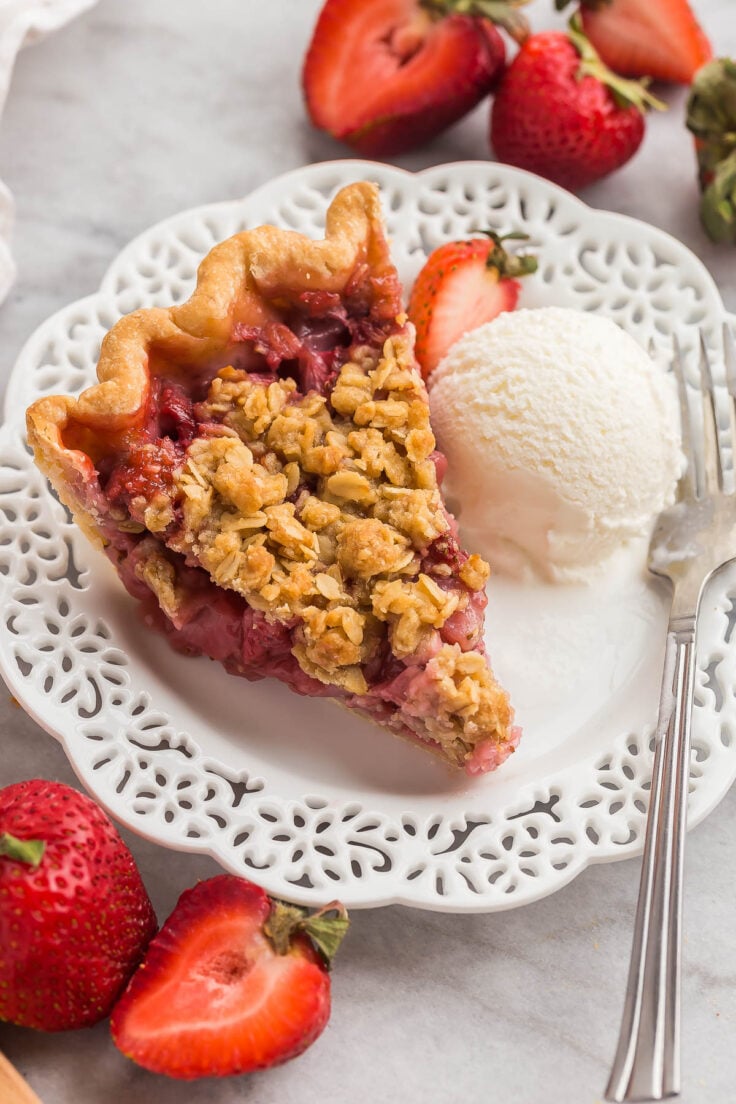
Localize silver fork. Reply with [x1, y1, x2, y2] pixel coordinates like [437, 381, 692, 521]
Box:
[605, 325, 736, 1103]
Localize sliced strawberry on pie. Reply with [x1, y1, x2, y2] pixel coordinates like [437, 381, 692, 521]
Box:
[26, 183, 519, 774]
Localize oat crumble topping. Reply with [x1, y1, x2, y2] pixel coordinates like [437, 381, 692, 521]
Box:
[125, 330, 502, 765]
[164, 333, 475, 675]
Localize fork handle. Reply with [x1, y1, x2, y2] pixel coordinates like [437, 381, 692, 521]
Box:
[605, 616, 696, 1103]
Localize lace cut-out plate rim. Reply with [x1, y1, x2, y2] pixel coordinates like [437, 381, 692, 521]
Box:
[4, 158, 733, 424]
[2, 159, 736, 914]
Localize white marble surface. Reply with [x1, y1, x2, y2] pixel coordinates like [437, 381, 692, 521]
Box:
[1, 2, 736, 1101]
[0, 0, 101, 303]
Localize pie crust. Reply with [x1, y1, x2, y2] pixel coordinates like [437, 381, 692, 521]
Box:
[26, 182, 519, 774]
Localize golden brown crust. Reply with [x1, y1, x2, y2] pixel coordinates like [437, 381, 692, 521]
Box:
[26, 182, 394, 545]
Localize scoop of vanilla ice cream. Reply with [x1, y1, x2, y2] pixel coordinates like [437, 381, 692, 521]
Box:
[428, 307, 683, 582]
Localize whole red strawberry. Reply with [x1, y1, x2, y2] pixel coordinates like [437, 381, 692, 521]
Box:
[490, 16, 665, 191]
[0, 779, 157, 1031]
[303, 0, 530, 157]
[111, 875, 349, 1079]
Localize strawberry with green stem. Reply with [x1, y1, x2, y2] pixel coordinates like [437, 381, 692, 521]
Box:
[303, 0, 530, 157]
[686, 58, 736, 244]
[408, 230, 537, 378]
[555, 0, 712, 85]
[0, 779, 157, 1031]
[111, 875, 349, 1079]
[490, 15, 665, 192]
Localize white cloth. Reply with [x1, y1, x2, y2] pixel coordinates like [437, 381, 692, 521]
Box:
[0, 0, 98, 305]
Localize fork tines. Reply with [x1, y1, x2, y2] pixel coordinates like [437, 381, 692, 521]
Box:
[672, 327, 736, 501]
[672, 335, 698, 500]
[698, 332, 723, 494]
[724, 322, 736, 494]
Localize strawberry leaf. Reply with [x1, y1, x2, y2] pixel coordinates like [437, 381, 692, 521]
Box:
[263, 901, 307, 956]
[301, 903, 350, 966]
[479, 230, 538, 279]
[687, 58, 736, 242]
[0, 831, 45, 867]
[422, 0, 531, 44]
[687, 58, 736, 178]
[568, 13, 666, 113]
[264, 899, 350, 968]
[700, 150, 736, 245]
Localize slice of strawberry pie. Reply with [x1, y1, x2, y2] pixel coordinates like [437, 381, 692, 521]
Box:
[26, 183, 518, 774]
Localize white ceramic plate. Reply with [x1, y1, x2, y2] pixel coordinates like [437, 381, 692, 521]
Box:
[2, 160, 736, 913]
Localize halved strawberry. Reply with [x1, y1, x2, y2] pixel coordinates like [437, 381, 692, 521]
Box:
[556, 0, 712, 85]
[302, 0, 530, 157]
[110, 875, 349, 1080]
[408, 232, 537, 378]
